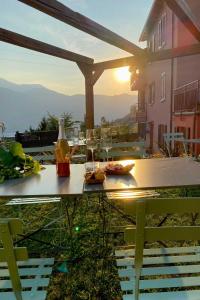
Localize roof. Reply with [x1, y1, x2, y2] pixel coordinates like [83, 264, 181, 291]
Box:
[139, 0, 164, 42]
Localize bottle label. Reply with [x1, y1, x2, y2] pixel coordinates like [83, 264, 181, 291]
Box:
[56, 162, 70, 177]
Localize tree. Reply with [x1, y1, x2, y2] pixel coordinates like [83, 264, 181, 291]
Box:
[36, 113, 74, 131]
[37, 117, 48, 131]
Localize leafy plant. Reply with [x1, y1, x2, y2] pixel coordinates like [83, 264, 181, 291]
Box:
[0, 142, 41, 183]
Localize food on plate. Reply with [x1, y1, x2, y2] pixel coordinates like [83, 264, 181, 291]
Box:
[105, 163, 134, 175]
[85, 168, 105, 184]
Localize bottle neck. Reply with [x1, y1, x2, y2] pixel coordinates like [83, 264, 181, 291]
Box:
[58, 119, 66, 140]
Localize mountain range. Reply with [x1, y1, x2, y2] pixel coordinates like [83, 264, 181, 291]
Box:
[0, 78, 137, 134]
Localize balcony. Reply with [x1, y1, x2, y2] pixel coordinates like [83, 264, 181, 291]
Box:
[136, 110, 146, 123]
[174, 80, 200, 113]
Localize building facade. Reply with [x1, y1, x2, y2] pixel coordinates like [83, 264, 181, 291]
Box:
[135, 0, 200, 154]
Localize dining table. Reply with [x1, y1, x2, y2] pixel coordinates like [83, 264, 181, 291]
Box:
[84, 157, 200, 193]
[1, 158, 200, 247]
[1, 157, 200, 199]
[0, 164, 85, 199]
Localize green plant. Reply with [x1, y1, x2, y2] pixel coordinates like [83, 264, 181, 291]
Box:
[0, 142, 40, 183]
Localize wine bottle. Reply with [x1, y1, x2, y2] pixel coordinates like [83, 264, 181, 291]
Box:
[55, 118, 70, 176]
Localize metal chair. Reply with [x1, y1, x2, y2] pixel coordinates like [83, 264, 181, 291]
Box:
[5, 149, 63, 241]
[0, 218, 54, 300]
[115, 197, 200, 300]
[163, 132, 187, 157]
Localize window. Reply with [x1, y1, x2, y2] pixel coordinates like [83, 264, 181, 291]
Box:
[158, 13, 167, 49]
[161, 72, 166, 102]
[148, 34, 155, 53]
[158, 124, 167, 148]
[152, 34, 155, 52]
[149, 82, 155, 105]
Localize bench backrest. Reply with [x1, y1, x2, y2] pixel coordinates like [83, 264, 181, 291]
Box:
[99, 141, 146, 160]
[123, 197, 200, 300]
[163, 132, 184, 143]
[24, 145, 55, 162]
[0, 219, 28, 300]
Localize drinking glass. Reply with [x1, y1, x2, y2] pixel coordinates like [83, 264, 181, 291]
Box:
[101, 127, 112, 161]
[73, 127, 79, 146]
[0, 122, 5, 143]
[86, 129, 98, 170]
[65, 127, 74, 147]
[79, 131, 85, 146]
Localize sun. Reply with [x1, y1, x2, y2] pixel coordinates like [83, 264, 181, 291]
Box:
[115, 67, 131, 82]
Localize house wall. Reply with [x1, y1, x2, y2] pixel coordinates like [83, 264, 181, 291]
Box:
[173, 3, 200, 88]
[172, 2, 200, 155]
[145, 3, 173, 152]
[146, 60, 172, 151]
[141, 0, 200, 153]
[173, 114, 200, 155]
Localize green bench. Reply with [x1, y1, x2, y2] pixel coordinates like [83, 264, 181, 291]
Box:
[99, 141, 147, 160]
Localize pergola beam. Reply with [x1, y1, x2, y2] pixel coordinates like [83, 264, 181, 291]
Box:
[18, 0, 144, 56]
[0, 28, 93, 64]
[148, 43, 200, 62]
[165, 0, 200, 42]
[92, 56, 144, 71]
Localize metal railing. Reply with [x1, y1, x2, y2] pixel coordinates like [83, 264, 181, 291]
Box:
[174, 80, 200, 113]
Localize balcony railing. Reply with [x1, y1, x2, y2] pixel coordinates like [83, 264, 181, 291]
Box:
[174, 80, 200, 113]
[136, 110, 146, 123]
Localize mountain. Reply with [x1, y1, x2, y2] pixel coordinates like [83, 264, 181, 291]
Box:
[0, 79, 137, 134]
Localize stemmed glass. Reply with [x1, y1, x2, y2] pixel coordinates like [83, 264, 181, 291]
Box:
[86, 129, 98, 170]
[101, 127, 112, 161]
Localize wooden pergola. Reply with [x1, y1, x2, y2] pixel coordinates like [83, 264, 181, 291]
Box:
[1, 0, 200, 129]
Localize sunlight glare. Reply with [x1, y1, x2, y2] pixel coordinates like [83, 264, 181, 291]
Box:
[115, 67, 131, 82]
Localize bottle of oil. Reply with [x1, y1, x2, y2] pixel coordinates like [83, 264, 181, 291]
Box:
[55, 118, 70, 176]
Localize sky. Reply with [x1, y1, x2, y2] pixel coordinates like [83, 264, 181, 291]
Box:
[0, 0, 153, 95]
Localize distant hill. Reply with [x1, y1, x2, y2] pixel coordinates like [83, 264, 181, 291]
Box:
[0, 78, 137, 134]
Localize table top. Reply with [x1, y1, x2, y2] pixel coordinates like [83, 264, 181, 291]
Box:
[1, 158, 200, 198]
[0, 164, 85, 198]
[84, 158, 200, 193]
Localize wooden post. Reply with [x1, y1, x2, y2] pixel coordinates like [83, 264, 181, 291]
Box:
[85, 70, 94, 129]
[77, 63, 104, 129]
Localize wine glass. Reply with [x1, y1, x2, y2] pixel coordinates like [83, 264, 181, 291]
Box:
[86, 129, 98, 170]
[101, 127, 112, 161]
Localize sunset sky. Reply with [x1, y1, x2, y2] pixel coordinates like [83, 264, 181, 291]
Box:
[0, 0, 153, 95]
